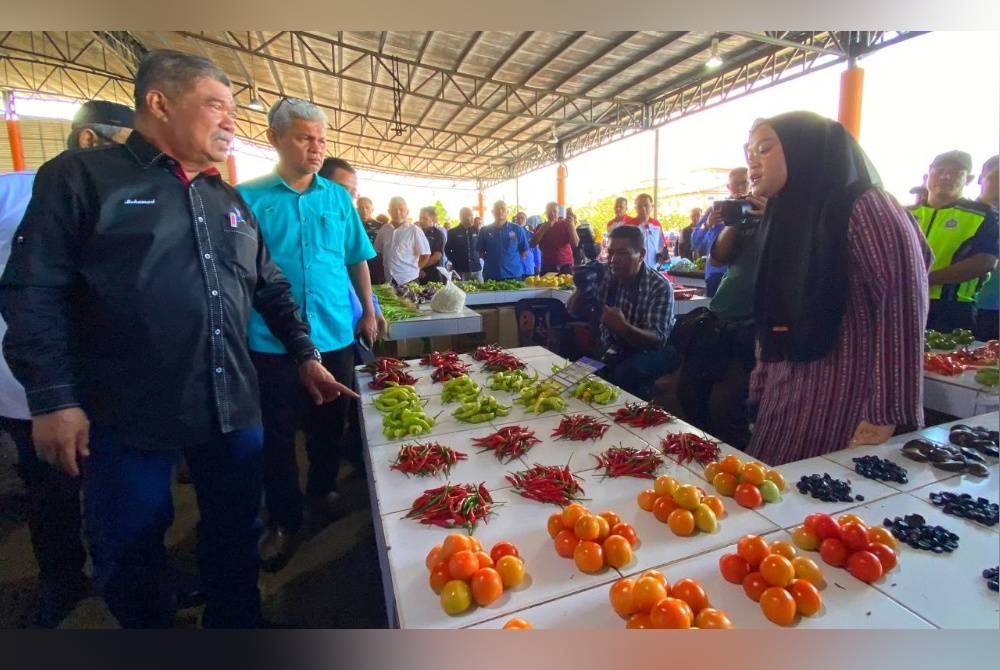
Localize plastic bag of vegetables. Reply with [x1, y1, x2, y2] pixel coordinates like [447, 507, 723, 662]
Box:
[430, 278, 467, 314]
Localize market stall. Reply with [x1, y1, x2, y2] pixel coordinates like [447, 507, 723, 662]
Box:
[356, 345, 1000, 630]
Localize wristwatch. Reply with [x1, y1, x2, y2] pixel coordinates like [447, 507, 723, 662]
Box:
[296, 347, 323, 366]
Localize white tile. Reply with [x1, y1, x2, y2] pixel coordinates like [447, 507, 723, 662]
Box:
[906, 465, 1000, 534]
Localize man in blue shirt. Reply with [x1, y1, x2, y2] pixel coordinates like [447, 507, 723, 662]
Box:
[514, 211, 541, 276]
[692, 167, 749, 298]
[237, 97, 377, 572]
[477, 200, 528, 280]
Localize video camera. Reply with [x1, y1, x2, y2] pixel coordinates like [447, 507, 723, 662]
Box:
[716, 197, 762, 228]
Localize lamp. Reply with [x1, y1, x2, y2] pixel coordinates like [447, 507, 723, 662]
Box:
[247, 86, 266, 112]
[706, 38, 723, 69]
[546, 125, 559, 144]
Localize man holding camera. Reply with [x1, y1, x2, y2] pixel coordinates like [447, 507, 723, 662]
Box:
[567, 226, 677, 399]
[692, 168, 750, 298]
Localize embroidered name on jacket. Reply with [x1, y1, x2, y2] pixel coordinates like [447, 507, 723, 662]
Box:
[123, 198, 156, 205]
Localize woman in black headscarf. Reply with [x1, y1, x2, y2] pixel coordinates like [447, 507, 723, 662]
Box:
[743, 111, 930, 465]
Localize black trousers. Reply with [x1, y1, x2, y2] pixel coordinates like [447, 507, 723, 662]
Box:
[974, 308, 998, 342]
[927, 299, 976, 333]
[251, 346, 355, 532]
[0, 416, 87, 591]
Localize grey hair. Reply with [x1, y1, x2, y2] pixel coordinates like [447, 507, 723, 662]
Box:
[66, 123, 124, 150]
[134, 50, 230, 111]
[388, 196, 408, 210]
[267, 97, 327, 135]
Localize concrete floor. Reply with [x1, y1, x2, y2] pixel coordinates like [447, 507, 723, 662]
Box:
[0, 440, 389, 629]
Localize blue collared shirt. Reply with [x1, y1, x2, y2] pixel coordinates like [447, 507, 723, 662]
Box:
[238, 172, 375, 353]
[691, 208, 727, 277]
[0, 171, 35, 420]
[476, 221, 528, 280]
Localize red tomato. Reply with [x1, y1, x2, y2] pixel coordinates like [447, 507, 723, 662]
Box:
[610, 522, 640, 547]
[719, 553, 751, 585]
[742, 571, 769, 602]
[866, 541, 898, 572]
[649, 597, 693, 629]
[734, 482, 763, 509]
[847, 550, 884, 583]
[840, 522, 871, 552]
[470, 567, 504, 606]
[803, 513, 828, 532]
[818, 537, 849, 568]
[736, 535, 771, 569]
[490, 541, 519, 564]
[670, 578, 710, 614]
[813, 515, 843, 542]
[554, 529, 580, 558]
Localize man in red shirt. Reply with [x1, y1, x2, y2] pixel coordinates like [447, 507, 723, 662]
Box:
[606, 196, 632, 233]
[531, 201, 580, 273]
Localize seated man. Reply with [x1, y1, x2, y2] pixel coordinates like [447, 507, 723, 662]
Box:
[567, 225, 678, 399]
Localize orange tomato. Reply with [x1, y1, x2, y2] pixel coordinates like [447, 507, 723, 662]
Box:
[554, 529, 580, 558]
[652, 495, 679, 523]
[573, 540, 605, 573]
[626, 612, 654, 629]
[439, 533, 472, 563]
[788, 578, 822, 617]
[603, 534, 633, 569]
[495, 555, 525, 588]
[649, 596, 693, 629]
[741, 571, 769, 602]
[595, 515, 611, 543]
[425, 545, 443, 571]
[702, 495, 726, 519]
[547, 512, 565, 539]
[759, 554, 795, 588]
[837, 513, 867, 528]
[867, 526, 898, 549]
[718, 454, 743, 475]
[429, 561, 451, 593]
[736, 534, 771, 569]
[712, 472, 739, 497]
[637, 488, 659, 512]
[791, 556, 825, 586]
[448, 550, 480, 581]
[740, 462, 766, 486]
[734, 482, 763, 509]
[672, 484, 702, 510]
[470, 567, 504, 606]
[667, 508, 696, 537]
[611, 522, 640, 547]
[474, 551, 494, 570]
[561, 503, 588, 530]
[503, 618, 532, 629]
[718, 553, 751, 585]
[765, 469, 786, 491]
[695, 607, 734, 629]
[670, 578, 710, 614]
[468, 536, 484, 553]
[632, 576, 669, 612]
[759, 586, 797, 626]
[653, 474, 679, 497]
[768, 540, 797, 560]
[840, 522, 872, 552]
[574, 514, 602, 542]
[609, 578, 638, 618]
[791, 524, 821, 551]
[703, 461, 721, 482]
[638, 569, 668, 589]
[599, 510, 622, 529]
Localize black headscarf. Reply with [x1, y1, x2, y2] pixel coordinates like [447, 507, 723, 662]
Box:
[754, 111, 882, 362]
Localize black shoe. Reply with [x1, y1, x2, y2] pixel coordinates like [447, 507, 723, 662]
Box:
[31, 576, 88, 629]
[258, 526, 302, 573]
[306, 490, 345, 522]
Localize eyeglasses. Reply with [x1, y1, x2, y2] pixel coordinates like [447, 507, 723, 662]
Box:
[268, 97, 310, 123]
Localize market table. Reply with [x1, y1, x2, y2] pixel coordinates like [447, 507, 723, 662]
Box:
[357, 347, 999, 630]
[923, 367, 999, 418]
[385, 305, 483, 341]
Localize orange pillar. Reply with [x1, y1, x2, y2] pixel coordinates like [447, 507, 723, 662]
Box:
[838, 66, 864, 140]
[226, 152, 238, 184]
[556, 163, 567, 212]
[4, 92, 26, 172]
[476, 190, 485, 220]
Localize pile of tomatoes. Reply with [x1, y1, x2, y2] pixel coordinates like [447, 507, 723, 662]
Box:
[609, 570, 734, 629]
[425, 534, 527, 615]
[547, 503, 640, 573]
[704, 454, 785, 509]
[790, 513, 899, 583]
[718, 534, 826, 626]
[502, 617, 532, 629]
[636, 474, 726, 537]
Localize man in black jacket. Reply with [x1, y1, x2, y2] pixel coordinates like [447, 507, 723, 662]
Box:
[0, 50, 349, 629]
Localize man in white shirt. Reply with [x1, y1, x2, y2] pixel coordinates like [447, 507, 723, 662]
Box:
[631, 193, 667, 268]
[373, 196, 431, 285]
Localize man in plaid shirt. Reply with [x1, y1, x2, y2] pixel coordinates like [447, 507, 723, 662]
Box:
[567, 225, 678, 398]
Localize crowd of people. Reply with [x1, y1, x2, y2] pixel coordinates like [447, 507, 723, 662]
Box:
[0, 48, 996, 630]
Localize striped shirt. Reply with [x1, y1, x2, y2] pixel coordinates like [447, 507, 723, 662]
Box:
[596, 262, 675, 350]
[745, 189, 930, 465]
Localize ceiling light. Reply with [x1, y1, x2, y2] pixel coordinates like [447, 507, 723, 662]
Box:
[706, 38, 723, 69]
[247, 86, 266, 112]
[547, 126, 559, 144]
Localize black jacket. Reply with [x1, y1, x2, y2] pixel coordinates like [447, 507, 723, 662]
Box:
[0, 131, 316, 450]
[444, 224, 481, 273]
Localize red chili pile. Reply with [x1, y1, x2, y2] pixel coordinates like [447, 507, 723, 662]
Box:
[923, 352, 968, 376]
[551, 414, 610, 441]
[431, 362, 471, 383]
[420, 351, 462, 367]
[594, 445, 663, 479]
[406, 482, 496, 532]
[611, 402, 675, 428]
[389, 442, 468, 477]
[952, 341, 999, 366]
[364, 357, 418, 389]
[660, 432, 721, 465]
[505, 464, 585, 505]
[471, 426, 542, 463]
[473, 344, 526, 372]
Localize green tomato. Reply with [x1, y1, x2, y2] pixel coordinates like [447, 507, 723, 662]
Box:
[759, 480, 781, 503]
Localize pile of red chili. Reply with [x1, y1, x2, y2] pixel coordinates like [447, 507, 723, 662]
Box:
[473, 344, 526, 372]
[505, 464, 585, 505]
[952, 340, 999, 367]
[363, 357, 418, 389]
[610, 402, 675, 428]
[551, 414, 610, 441]
[406, 482, 496, 532]
[923, 352, 968, 376]
[471, 426, 541, 463]
[660, 432, 720, 465]
[389, 442, 467, 477]
[420, 351, 462, 367]
[593, 444, 663, 479]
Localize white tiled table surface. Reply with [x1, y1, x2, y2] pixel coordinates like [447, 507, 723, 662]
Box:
[361, 346, 1000, 629]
